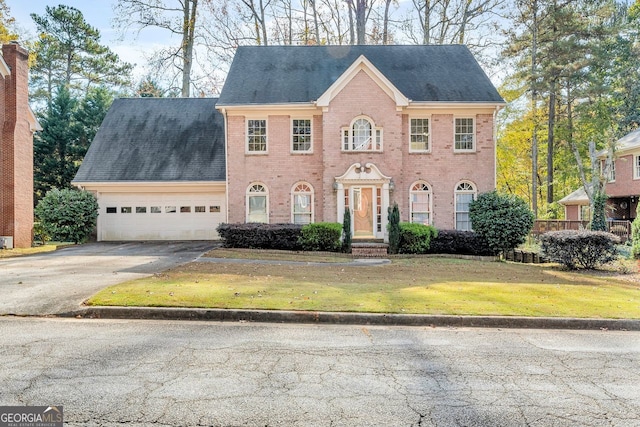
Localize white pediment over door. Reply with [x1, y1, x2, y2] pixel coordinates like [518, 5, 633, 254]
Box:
[335, 163, 391, 185]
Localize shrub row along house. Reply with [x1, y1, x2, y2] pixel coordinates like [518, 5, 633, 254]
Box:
[73, 45, 505, 242]
[0, 43, 41, 249]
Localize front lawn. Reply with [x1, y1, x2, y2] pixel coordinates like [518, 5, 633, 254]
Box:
[87, 252, 640, 319]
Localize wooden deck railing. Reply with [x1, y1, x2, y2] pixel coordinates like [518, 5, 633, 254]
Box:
[532, 220, 632, 241]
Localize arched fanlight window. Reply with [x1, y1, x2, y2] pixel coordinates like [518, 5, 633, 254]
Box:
[292, 182, 314, 224]
[410, 181, 432, 225]
[455, 181, 476, 231]
[342, 116, 382, 151]
[246, 183, 268, 223]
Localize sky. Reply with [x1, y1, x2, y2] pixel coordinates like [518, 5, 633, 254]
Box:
[6, 0, 173, 79]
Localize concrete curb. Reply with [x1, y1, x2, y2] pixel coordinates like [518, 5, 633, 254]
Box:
[61, 306, 640, 331]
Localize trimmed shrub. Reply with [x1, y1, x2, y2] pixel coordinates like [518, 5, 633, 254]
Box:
[216, 223, 303, 250]
[540, 230, 619, 270]
[398, 222, 437, 254]
[426, 230, 495, 256]
[299, 222, 342, 252]
[469, 191, 534, 256]
[387, 203, 401, 254]
[342, 208, 352, 253]
[34, 188, 98, 244]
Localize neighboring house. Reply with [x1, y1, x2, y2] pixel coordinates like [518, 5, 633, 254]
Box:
[0, 42, 41, 249]
[73, 45, 504, 241]
[560, 128, 640, 222]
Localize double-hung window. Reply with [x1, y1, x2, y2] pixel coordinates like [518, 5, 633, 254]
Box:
[410, 118, 430, 152]
[247, 119, 267, 153]
[247, 183, 268, 223]
[635, 155, 640, 180]
[292, 119, 312, 152]
[601, 159, 615, 182]
[292, 182, 313, 224]
[410, 182, 432, 225]
[342, 117, 382, 151]
[454, 118, 475, 152]
[455, 181, 476, 231]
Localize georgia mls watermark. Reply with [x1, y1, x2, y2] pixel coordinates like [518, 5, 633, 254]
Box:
[0, 406, 63, 427]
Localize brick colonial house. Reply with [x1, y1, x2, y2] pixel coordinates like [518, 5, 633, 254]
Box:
[560, 128, 640, 222]
[73, 45, 504, 241]
[0, 43, 41, 248]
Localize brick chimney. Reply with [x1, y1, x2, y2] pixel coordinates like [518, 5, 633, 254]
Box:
[1, 42, 34, 248]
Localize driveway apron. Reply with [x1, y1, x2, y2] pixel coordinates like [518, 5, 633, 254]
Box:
[0, 242, 217, 316]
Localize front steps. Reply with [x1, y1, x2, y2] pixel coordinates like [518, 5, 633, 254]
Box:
[351, 240, 389, 257]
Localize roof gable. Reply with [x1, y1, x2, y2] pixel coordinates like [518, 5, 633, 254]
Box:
[73, 98, 225, 183]
[316, 55, 408, 108]
[217, 45, 504, 106]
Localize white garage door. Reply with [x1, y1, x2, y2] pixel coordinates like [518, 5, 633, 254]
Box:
[98, 192, 225, 241]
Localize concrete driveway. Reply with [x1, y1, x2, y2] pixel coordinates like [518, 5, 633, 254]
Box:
[0, 241, 218, 316]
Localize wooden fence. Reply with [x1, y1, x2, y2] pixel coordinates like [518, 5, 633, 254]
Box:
[532, 220, 632, 242]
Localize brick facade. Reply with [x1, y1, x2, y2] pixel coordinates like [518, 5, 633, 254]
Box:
[0, 43, 35, 248]
[225, 66, 498, 238]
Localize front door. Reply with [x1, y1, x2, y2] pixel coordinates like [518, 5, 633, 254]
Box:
[353, 187, 374, 238]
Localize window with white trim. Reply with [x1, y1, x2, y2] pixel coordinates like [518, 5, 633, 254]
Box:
[579, 205, 591, 222]
[410, 118, 430, 152]
[635, 155, 640, 179]
[292, 119, 312, 152]
[601, 159, 615, 182]
[455, 181, 476, 231]
[342, 117, 382, 151]
[247, 183, 268, 223]
[454, 118, 475, 151]
[247, 119, 267, 152]
[292, 182, 313, 224]
[410, 181, 432, 225]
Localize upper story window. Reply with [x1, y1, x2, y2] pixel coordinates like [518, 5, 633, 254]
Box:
[246, 183, 268, 223]
[292, 182, 314, 224]
[410, 181, 432, 225]
[454, 117, 475, 152]
[635, 155, 640, 180]
[455, 181, 476, 231]
[342, 116, 382, 151]
[247, 119, 267, 153]
[410, 118, 430, 152]
[292, 119, 312, 153]
[600, 159, 615, 182]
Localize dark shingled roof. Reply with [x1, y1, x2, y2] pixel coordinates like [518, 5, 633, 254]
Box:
[217, 45, 504, 105]
[73, 98, 225, 182]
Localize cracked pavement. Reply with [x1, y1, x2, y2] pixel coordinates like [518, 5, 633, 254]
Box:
[1, 318, 639, 426]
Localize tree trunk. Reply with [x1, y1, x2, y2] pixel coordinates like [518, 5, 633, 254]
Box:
[311, 0, 320, 43]
[181, 0, 197, 98]
[355, 0, 366, 44]
[383, 0, 392, 44]
[547, 83, 556, 207]
[531, 0, 539, 218]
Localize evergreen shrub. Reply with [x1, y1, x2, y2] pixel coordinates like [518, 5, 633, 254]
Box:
[540, 230, 619, 270]
[299, 222, 343, 252]
[34, 188, 99, 244]
[398, 223, 437, 254]
[216, 223, 303, 250]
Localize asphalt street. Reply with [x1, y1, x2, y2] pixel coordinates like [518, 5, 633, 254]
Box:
[0, 241, 217, 315]
[1, 317, 638, 426]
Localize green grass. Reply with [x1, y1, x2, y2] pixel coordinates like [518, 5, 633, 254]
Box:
[87, 256, 640, 319]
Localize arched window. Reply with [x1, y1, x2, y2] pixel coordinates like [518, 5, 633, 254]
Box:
[292, 182, 314, 224]
[246, 183, 268, 223]
[410, 181, 432, 225]
[342, 116, 382, 151]
[455, 181, 476, 231]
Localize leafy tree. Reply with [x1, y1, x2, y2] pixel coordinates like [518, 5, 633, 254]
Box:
[0, 0, 18, 44]
[387, 202, 400, 254]
[34, 188, 99, 243]
[469, 191, 535, 256]
[30, 5, 132, 107]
